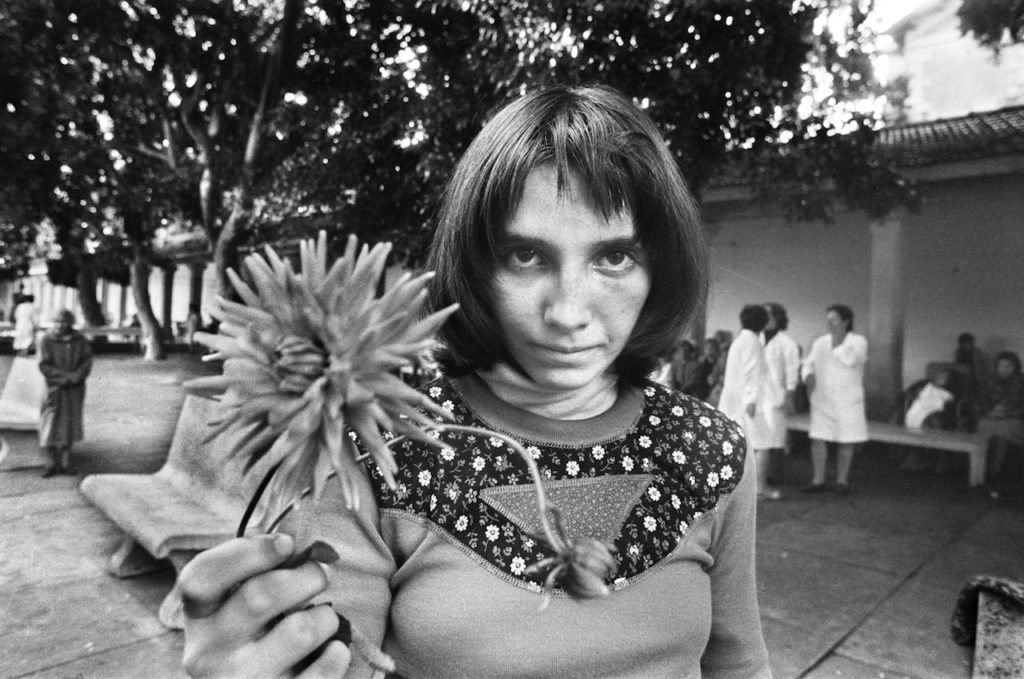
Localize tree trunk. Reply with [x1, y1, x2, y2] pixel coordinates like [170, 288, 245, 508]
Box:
[130, 245, 166, 360]
[76, 261, 107, 327]
[213, 204, 250, 298]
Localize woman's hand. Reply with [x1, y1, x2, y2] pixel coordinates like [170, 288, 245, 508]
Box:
[179, 533, 350, 678]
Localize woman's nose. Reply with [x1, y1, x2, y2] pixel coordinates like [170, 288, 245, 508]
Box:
[542, 272, 592, 331]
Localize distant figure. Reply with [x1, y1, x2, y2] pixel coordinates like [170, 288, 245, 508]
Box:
[900, 366, 958, 473]
[12, 294, 38, 356]
[801, 304, 868, 494]
[763, 303, 802, 482]
[904, 367, 956, 431]
[688, 337, 719, 401]
[38, 309, 92, 477]
[669, 339, 700, 393]
[718, 305, 783, 500]
[706, 329, 732, 407]
[977, 351, 1024, 479]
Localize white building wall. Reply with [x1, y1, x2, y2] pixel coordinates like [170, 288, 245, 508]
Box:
[883, 0, 1024, 122]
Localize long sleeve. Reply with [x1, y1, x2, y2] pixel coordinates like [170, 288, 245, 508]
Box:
[738, 337, 759, 407]
[293, 467, 397, 679]
[37, 335, 69, 385]
[801, 337, 822, 382]
[701, 446, 771, 678]
[781, 336, 801, 392]
[67, 335, 92, 384]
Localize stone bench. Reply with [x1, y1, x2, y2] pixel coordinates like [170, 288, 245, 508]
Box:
[79, 394, 278, 628]
[0, 355, 45, 430]
[973, 590, 1024, 677]
[788, 414, 988, 487]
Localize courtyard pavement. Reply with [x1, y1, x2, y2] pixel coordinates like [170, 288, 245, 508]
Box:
[1, 353, 1022, 679]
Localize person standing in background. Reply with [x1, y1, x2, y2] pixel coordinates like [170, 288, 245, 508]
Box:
[801, 304, 867, 495]
[719, 304, 783, 500]
[12, 294, 38, 356]
[706, 330, 731, 407]
[38, 309, 92, 477]
[763, 303, 801, 484]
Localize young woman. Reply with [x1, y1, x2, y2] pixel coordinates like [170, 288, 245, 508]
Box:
[179, 85, 770, 678]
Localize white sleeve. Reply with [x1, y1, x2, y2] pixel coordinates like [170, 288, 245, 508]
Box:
[783, 338, 801, 391]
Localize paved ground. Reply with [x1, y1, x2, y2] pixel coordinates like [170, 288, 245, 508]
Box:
[1, 353, 1022, 678]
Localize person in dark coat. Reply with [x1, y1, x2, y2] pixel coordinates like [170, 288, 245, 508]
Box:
[38, 309, 92, 477]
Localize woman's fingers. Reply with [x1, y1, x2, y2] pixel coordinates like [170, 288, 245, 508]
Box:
[179, 534, 296, 619]
[217, 561, 329, 633]
[247, 604, 346, 676]
[297, 641, 352, 679]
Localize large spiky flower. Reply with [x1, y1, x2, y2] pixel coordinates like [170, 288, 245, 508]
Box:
[184, 231, 617, 612]
[185, 232, 458, 516]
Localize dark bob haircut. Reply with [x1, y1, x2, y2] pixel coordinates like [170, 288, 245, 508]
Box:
[426, 84, 708, 383]
[739, 304, 769, 333]
[765, 302, 788, 331]
[826, 304, 855, 331]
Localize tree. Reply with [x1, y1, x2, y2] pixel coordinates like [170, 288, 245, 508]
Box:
[267, 0, 916, 265]
[959, 0, 1024, 52]
[0, 0, 119, 326]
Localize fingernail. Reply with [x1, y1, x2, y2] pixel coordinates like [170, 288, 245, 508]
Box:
[272, 533, 293, 557]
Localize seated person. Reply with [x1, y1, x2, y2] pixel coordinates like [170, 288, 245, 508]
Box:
[904, 366, 957, 431]
[900, 365, 958, 472]
[977, 351, 1024, 479]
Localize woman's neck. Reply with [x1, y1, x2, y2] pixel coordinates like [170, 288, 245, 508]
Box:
[474, 363, 619, 420]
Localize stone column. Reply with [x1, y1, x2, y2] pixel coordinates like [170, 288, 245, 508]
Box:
[117, 283, 128, 327]
[188, 261, 205, 310]
[865, 211, 905, 420]
[161, 265, 175, 339]
[98, 278, 109, 324]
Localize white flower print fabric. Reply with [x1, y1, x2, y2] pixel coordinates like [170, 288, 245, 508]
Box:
[364, 379, 747, 592]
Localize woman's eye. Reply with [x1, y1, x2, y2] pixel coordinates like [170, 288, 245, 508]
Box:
[597, 249, 636, 270]
[509, 248, 541, 266]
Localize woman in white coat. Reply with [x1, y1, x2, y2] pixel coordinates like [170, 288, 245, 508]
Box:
[801, 304, 868, 494]
[719, 304, 783, 499]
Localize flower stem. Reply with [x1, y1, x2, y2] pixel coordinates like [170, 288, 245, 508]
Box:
[249, 423, 565, 554]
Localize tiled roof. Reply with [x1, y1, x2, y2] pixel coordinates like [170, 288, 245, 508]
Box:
[708, 106, 1024, 189]
[876, 106, 1024, 167]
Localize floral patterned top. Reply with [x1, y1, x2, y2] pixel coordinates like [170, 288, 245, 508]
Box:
[309, 374, 769, 679]
[365, 375, 746, 591]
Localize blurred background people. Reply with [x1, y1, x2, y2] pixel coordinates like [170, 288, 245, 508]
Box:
[763, 302, 801, 484]
[669, 339, 700, 393]
[706, 329, 732, 407]
[718, 304, 783, 500]
[38, 309, 92, 477]
[685, 337, 718, 401]
[801, 304, 868, 494]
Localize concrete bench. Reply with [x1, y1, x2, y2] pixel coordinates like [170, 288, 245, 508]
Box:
[973, 590, 1024, 678]
[0, 356, 45, 430]
[788, 414, 988, 487]
[79, 394, 278, 628]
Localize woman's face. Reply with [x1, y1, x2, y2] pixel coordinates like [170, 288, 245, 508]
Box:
[826, 310, 848, 334]
[491, 165, 651, 395]
[996, 358, 1016, 379]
